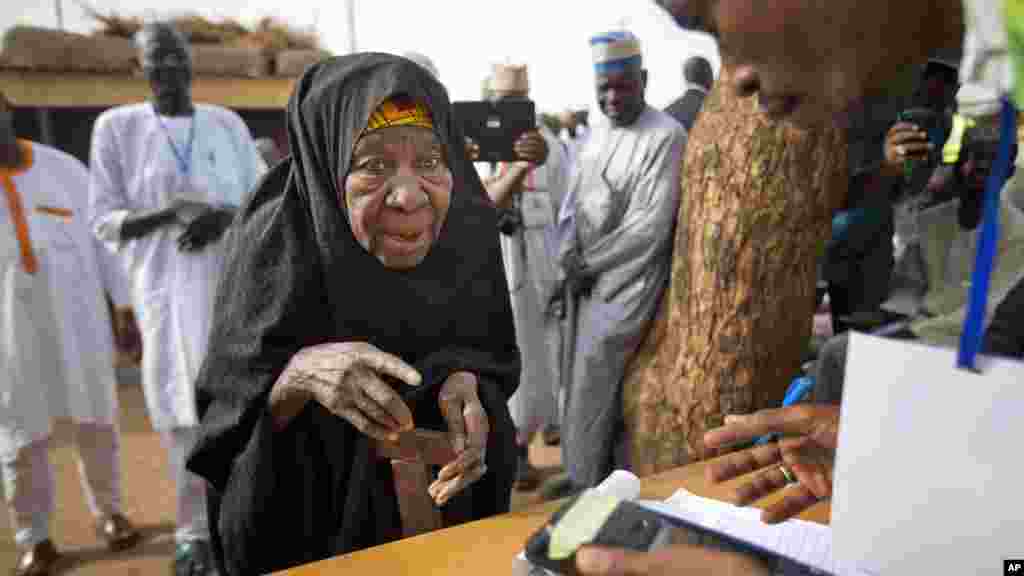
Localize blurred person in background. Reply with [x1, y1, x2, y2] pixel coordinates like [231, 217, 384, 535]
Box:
[543, 30, 686, 500]
[665, 55, 714, 133]
[88, 22, 265, 576]
[1, 90, 140, 576]
[475, 63, 567, 490]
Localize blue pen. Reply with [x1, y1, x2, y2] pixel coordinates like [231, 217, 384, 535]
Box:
[753, 376, 814, 445]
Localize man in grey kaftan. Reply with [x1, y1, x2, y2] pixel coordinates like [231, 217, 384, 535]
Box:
[550, 30, 686, 493]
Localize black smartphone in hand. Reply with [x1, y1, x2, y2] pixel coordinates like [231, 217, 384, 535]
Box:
[453, 100, 536, 163]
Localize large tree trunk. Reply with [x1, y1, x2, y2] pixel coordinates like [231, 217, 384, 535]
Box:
[623, 68, 848, 476]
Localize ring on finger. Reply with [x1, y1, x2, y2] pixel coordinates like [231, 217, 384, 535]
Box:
[779, 465, 797, 485]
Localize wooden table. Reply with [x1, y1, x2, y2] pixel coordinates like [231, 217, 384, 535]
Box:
[276, 458, 830, 575]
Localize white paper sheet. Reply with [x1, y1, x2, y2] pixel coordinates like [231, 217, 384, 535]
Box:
[833, 333, 1024, 575]
[638, 489, 874, 576]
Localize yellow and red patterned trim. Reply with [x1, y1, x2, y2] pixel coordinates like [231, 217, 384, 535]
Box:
[365, 95, 433, 133]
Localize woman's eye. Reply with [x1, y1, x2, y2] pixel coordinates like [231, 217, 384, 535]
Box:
[359, 158, 389, 174]
[417, 157, 441, 170]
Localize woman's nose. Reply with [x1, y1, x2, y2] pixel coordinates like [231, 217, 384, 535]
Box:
[732, 65, 761, 99]
[385, 173, 429, 212]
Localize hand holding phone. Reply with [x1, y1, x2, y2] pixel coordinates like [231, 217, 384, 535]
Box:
[888, 109, 936, 161]
[453, 100, 536, 163]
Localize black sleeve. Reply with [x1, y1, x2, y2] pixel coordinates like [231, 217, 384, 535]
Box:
[212, 411, 302, 575]
[186, 163, 334, 573]
[983, 276, 1024, 359]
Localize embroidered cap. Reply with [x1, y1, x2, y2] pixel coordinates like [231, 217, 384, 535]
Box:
[590, 30, 642, 75]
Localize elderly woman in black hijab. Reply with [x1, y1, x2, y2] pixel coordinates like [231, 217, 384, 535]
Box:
[185, 53, 520, 575]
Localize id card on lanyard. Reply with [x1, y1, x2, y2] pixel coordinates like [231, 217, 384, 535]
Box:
[153, 105, 207, 204]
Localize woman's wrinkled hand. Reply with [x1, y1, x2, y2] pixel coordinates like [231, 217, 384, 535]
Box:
[430, 371, 489, 506]
[271, 342, 422, 439]
[702, 404, 840, 524]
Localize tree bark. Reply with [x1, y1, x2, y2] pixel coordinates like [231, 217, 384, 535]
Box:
[623, 68, 847, 476]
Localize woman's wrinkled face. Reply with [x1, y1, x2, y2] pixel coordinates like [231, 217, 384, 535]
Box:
[343, 125, 452, 269]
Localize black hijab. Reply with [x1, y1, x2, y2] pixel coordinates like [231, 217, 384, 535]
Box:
[186, 53, 519, 569]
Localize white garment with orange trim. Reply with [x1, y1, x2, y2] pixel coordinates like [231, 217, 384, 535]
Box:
[0, 141, 124, 456]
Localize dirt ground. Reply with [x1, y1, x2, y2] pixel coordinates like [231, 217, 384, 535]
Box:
[0, 368, 563, 575]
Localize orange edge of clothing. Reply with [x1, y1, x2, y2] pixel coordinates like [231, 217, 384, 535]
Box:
[0, 140, 38, 274]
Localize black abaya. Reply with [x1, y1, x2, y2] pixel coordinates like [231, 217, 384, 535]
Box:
[185, 53, 520, 575]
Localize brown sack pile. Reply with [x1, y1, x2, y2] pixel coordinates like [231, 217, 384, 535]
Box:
[190, 44, 269, 78]
[274, 49, 330, 77]
[90, 10, 329, 77]
[0, 26, 135, 72]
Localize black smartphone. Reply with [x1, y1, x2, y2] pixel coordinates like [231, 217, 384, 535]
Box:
[452, 100, 536, 163]
[523, 495, 672, 576]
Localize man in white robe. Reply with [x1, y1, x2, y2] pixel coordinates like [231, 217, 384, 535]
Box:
[543, 31, 686, 498]
[475, 63, 569, 489]
[87, 23, 264, 576]
[0, 90, 139, 576]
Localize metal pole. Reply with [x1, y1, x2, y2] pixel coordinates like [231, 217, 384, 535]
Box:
[55, 0, 65, 30]
[346, 0, 358, 54]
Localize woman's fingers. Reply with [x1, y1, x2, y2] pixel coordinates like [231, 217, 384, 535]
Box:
[350, 386, 402, 437]
[337, 406, 395, 442]
[356, 347, 422, 387]
[439, 391, 468, 454]
[436, 446, 484, 482]
[358, 369, 414, 432]
[463, 399, 489, 453]
[429, 463, 488, 506]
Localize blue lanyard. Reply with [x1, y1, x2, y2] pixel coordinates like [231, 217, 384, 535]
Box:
[152, 105, 196, 176]
[957, 97, 1017, 371]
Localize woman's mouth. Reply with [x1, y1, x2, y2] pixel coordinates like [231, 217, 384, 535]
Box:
[379, 229, 428, 254]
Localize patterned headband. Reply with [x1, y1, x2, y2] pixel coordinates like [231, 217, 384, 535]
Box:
[365, 95, 434, 133]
